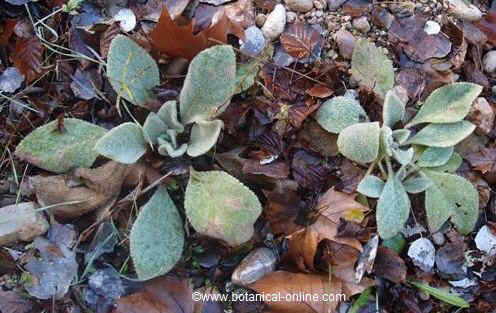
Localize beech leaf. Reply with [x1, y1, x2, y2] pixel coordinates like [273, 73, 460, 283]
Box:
[184, 169, 262, 246]
[130, 186, 184, 281]
[423, 169, 479, 234]
[15, 118, 107, 173]
[407, 83, 482, 127]
[406, 121, 475, 147]
[357, 175, 385, 198]
[107, 35, 160, 107]
[315, 96, 368, 134]
[376, 175, 411, 239]
[351, 39, 394, 98]
[187, 119, 223, 157]
[95, 122, 147, 164]
[337, 122, 380, 164]
[417, 146, 454, 168]
[180, 45, 236, 124]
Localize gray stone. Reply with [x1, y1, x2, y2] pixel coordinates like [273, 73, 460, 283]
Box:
[483, 50, 496, 73]
[327, 0, 348, 10]
[0, 202, 49, 246]
[408, 238, 435, 272]
[352, 16, 370, 33]
[262, 4, 286, 40]
[231, 247, 277, 286]
[475, 225, 496, 256]
[240, 26, 266, 57]
[447, 0, 482, 21]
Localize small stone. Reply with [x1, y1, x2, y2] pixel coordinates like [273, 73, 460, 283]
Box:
[114, 8, 136, 32]
[408, 238, 435, 272]
[483, 51, 496, 73]
[0, 67, 25, 93]
[371, 7, 394, 29]
[352, 16, 370, 33]
[240, 26, 266, 57]
[327, 0, 347, 10]
[255, 13, 266, 27]
[475, 225, 496, 256]
[314, 0, 325, 10]
[286, 11, 297, 23]
[468, 97, 495, 136]
[424, 20, 441, 35]
[285, 0, 313, 12]
[262, 4, 286, 40]
[231, 247, 277, 286]
[449, 278, 478, 288]
[334, 28, 356, 59]
[447, 0, 482, 21]
[0, 202, 49, 246]
[432, 232, 445, 246]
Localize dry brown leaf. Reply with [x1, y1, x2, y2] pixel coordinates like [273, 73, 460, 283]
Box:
[285, 189, 367, 272]
[466, 147, 496, 175]
[280, 23, 322, 59]
[113, 275, 194, 313]
[373, 247, 406, 284]
[31, 161, 146, 219]
[150, 7, 243, 60]
[305, 85, 334, 98]
[249, 271, 341, 313]
[0, 290, 35, 313]
[11, 37, 45, 83]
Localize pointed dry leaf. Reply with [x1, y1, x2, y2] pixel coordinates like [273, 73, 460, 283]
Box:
[95, 122, 147, 164]
[407, 83, 482, 127]
[130, 187, 184, 280]
[337, 122, 380, 164]
[15, 118, 107, 173]
[351, 39, 394, 98]
[107, 35, 160, 107]
[315, 96, 368, 134]
[184, 169, 262, 246]
[179, 45, 236, 124]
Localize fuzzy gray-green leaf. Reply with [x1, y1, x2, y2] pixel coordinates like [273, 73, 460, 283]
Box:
[315, 96, 368, 134]
[357, 175, 385, 198]
[185, 169, 262, 246]
[95, 122, 147, 164]
[15, 118, 107, 173]
[143, 112, 167, 145]
[130, 186, 184, 281]
[351, 39, 394, 98]
[423, 169, 479, 234]
[383, 89, 406, 127]
[407, 121, 475, 147]
[430, 152, 462, 173]
[376, 174, 411, 239]
[235, 59, 262, 94]
[187, 119, 223, 157]
[417, 147, 454, 168]
[392, 129, 411, 144]
[180, 45, 236, 124]
[407, 83, 482, 127]
[157, 101, 184, 132]
[337, 122, 380, 164]
[403, 173, 433, 194]
[392, 147, 414, 165]
[107, 35, 160, 107]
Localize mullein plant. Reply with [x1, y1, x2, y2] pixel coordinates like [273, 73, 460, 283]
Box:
[315, 40, 482, 239]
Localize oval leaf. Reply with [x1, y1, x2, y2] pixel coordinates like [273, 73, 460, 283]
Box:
[403, 173, 433, 194]
[357, 175, 385, 198]
[187, 119, 223, 157]
[383, 89, 406, 127]
[416, 146, 454, 168]
[392, 129, 411, 144]
[351, 39, 394, 98]
[376, 175, 411, 239]
[180, 45, 236, 124]
[407, 121, 475, 147]
[315, 96, 368, 134]
[157, 100, 184, 132]
[337, 122, 381, 164]
[407, 83, 482, 127]
[430, 152, 463, 173]
[143, 112, 167, 145]
[15, 118, 107, 173]
[423, 170, 479, 234]
[130, 186, 184, 280]
[95, 122, 147, 164]
[185, 169, 262, 246]
[107, 35, 160, 107]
